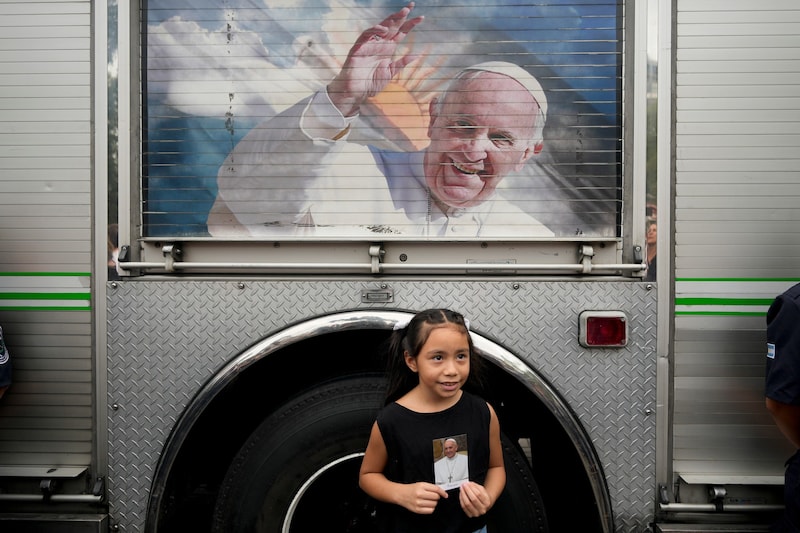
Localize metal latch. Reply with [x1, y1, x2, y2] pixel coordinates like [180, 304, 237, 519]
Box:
[368, 244, 384, 274]
[162, 243, 183, 272]
[579, 244, 594, 274]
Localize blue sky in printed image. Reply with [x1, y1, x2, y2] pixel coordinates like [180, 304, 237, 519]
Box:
[145, 0, 619, 111]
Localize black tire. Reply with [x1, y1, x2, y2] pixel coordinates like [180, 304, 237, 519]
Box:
[211, 375, 548, 532]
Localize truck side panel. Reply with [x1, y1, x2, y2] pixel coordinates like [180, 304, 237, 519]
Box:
[0, 0, 95, 484]
[107, 279, 657, 531]
[672, 0, 800, 490]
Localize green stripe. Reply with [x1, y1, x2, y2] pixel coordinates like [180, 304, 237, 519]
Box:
[0, 292, 90, 301]
[0, 272, 92, 311]
[675, 297, 774, 306]
[676, 311, 766, 316]
[0, 306, 91, 312]
[676, 277, 800, 282]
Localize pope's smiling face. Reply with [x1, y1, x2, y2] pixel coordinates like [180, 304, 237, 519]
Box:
[443, 439, 458, 458]
[423, 72, 542, 210]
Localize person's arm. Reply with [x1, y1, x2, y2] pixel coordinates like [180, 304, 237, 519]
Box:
[359, 421, 448, 515]
[327, 2, 423, 117]
[766, 397, 800, 449]
[210, 4, 423, 234]
[765, 290, 800, 449]
[458, 403, 506, 517]
[208, 91, 360, 235]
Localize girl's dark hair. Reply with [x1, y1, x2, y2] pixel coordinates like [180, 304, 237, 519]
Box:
[383, 309, 484, 404]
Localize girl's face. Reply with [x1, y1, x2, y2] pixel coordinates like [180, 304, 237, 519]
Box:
[405, 324, 471, 401]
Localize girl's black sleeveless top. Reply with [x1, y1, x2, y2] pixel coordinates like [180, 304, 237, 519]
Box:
[375, 390, 491, 533]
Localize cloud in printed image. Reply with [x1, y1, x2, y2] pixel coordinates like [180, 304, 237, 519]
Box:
[147, 16, 323, 117]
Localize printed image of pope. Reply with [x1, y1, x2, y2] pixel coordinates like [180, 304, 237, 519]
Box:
[144, 0, 621, 238]
[208, 2, 552, 238]
[434, 436, 469, 490]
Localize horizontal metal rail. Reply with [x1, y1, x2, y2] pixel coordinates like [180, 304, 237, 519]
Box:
[119, 261, 647, 275]
[659, 503, 783, 512]
[0, 494, 103, 503]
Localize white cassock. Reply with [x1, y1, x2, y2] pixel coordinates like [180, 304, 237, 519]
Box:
[434, 453, 470, 490]
[208, 90, 553, 238]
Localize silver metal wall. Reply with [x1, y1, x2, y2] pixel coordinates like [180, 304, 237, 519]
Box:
[0, 0, 94, 476]
[672, 0, 800, 486]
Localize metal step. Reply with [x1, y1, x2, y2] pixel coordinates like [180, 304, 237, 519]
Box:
[0, 514, 108, 533]
[655, 524, 771, 533]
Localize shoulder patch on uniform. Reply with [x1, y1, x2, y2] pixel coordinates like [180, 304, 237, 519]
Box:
[767, 342, 776, 360]
[0, 328, 8, 365]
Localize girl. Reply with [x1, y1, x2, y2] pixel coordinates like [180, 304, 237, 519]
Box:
[359, 309, 506, 533]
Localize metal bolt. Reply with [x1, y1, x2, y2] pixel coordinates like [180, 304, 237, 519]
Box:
[237, 282, 245, 289]
[111, 404, 119, 411]
[512, 283, 520, 290]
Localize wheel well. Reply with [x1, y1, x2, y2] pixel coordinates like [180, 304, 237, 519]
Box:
[149, 327, 605, 532]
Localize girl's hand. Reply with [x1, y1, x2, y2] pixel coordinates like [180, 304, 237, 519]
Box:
[397, 482, 448, 514]
[458, 481, 493, 517]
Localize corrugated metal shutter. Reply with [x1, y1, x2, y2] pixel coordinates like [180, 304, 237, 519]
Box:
[0, 0, 94, 471]
[141, 0, 622, 239]
[673, 0, 800, 484]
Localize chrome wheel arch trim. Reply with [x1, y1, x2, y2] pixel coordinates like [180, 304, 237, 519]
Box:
[147, 310, 612, 533]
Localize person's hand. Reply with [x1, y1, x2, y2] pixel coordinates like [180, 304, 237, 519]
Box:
[458, 481, 493, 517]
[327, 2, 424, 117]
[396, 481, 448, 514]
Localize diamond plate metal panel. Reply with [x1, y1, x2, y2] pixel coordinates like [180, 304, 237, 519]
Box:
[107, 280, 657, 532]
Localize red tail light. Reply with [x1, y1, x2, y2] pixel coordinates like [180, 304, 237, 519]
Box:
[579, 311, 628, 347]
